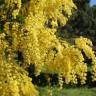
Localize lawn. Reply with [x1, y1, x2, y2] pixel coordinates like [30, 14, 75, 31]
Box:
[38, 87, 96, 96]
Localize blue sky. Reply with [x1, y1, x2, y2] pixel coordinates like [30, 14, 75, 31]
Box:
[90, 0, 96, 6]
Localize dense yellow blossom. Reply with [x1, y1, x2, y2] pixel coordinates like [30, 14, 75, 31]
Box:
[0, 33, 38, 96]
[18, 0, 76, 76]
[1, 1, 96, 95]
[75, 37, 96, 82]
[0, 63, 38, 96]
[92, 58, 96, 81]
[75, 37, 95, 59]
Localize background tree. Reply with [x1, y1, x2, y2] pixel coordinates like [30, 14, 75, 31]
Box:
[57, 0, 96, 46]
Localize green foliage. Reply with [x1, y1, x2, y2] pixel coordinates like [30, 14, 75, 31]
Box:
[57, 0, 96, 46]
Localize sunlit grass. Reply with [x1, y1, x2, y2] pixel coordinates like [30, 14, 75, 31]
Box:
[38, 87, 96, 96]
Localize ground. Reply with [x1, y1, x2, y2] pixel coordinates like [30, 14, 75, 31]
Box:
[39, 87, 96, 96]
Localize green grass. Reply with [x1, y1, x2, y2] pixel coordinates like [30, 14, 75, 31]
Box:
[38, 87, 96, 96]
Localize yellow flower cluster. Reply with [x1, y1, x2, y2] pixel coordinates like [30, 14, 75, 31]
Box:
[4, 0, 21, 19]
[43, 42, 87, 84]
[0, 33, 8, 64]
[3, 21, 21, 64]
[18, 0, 76, 76]
[0, 9, 38, 95]
[75, 37, 96, 83]
[29, 0, 76, 26]
[20, 28, 41, 76]
[58, 73, 63, 89]
[69, 69, 77, 84]
[92, 58, 96, 81]
[1, 1, 96, 94]
[0, 62, 38, 96]
[75, 37, 95, 59]
[75, 63, 87, 84]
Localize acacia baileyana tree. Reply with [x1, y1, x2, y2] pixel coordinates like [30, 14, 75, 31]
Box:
[0, 0, 96, 95]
